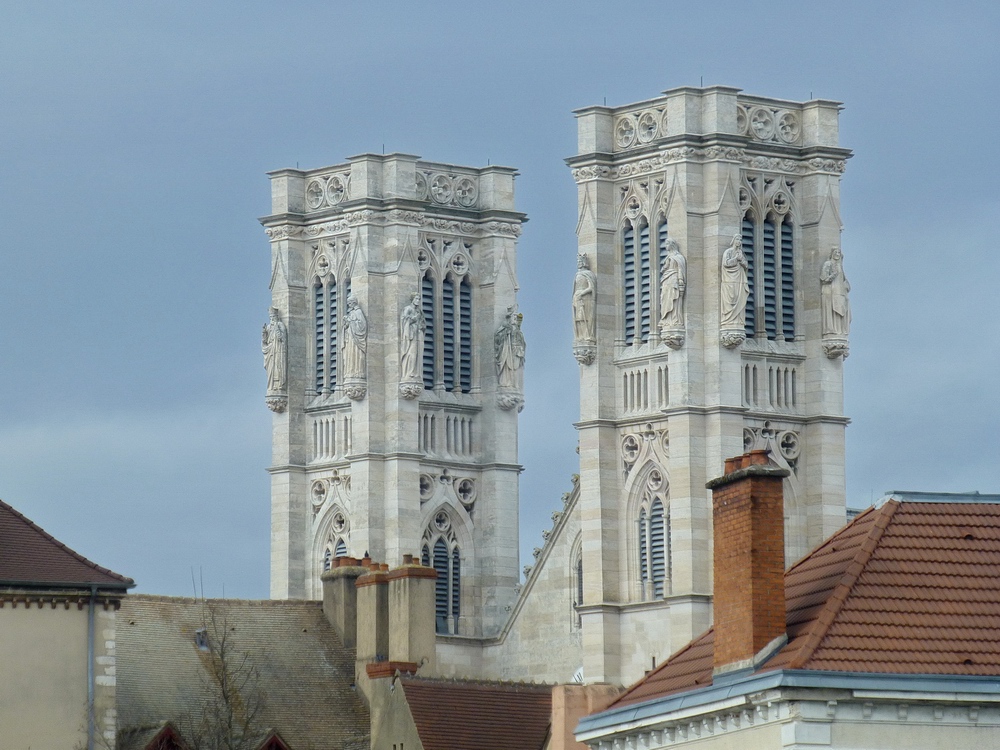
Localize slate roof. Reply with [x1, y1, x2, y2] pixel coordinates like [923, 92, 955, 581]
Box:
[611, 498, 1000, 708]
[117, 595, 369, 750]
[400, 676, 552, 750]
[0, 498, 133, 588]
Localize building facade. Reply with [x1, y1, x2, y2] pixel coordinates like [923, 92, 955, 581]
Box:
[260, 154, 525, 636]
[262, 86, 854, 687]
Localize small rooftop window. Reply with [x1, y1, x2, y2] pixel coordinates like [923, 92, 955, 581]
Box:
[194, 628, 209, 651]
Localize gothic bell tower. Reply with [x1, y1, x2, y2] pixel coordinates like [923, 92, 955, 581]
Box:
[568, 87, 852, 684]
[260, 154, 525, 637]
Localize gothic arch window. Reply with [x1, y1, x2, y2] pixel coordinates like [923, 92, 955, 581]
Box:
[622, 223, 636, 343]
[742, 189, 795, 341]
[421, 510, 461, 634]
[321, 537, 348, 572]
[636, 492, 670, 600]
[421, 267, 474, 394]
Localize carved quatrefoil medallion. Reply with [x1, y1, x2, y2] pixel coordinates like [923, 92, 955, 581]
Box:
[306, 179, 325, 210]
[454, 177, 477, 207]
[327, 175, 347, 204]
[430, 175, 454, 204]
[615, 116, 637, 149]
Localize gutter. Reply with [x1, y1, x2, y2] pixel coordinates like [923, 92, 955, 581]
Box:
[87, 583, 96, 750]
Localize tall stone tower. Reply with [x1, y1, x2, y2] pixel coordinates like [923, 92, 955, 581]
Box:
[260, 154, 525, 636]
[568, 87, 852, 683]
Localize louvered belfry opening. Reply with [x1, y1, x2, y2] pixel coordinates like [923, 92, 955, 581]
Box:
[314, 276, 340, 392]
[743, 211, 795, 341]
[423, 539, 461, 634]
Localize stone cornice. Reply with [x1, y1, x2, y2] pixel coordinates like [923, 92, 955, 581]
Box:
[260, 207, 524, 241]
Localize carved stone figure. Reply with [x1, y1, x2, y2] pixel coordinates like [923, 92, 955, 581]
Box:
[720, 234, 750, 347]
[399, 292, 425, 399]
[262, 308, 287, 412]
[342, 294, 368, 399]
[820, 246, 851, 353]
[658, 237, 686, 348]
[495, 307, 526, 410]
[572, 253, 597, 364]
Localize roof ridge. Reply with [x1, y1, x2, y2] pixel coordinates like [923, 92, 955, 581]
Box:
[0, 498, 133, 586]
[787, 499, 900, 669]
[401, 675, 554, 689]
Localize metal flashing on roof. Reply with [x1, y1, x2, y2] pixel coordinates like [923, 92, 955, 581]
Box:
[879, 490, 1000, 505]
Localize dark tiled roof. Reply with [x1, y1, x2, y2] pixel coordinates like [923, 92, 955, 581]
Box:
[610, 499, 1000, 708]
[401, 676, 552, 750]
[0, 498, 133, 588]
[117, 595, 369, 750]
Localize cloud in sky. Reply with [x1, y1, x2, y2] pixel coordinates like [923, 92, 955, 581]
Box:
[1, 1, 997, 597]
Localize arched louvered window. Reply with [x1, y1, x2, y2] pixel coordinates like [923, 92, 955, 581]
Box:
[425, 535, 461, 634]
[323, 547, 332, 572]
[576, 555, 583, 606]
[459, 279, 472, 393]
[623, 226, 636, 343]
[315, 282, 325, 391]
[442, 277, 456, 391]
[743, 211, 795, 341]
[657, 221, 669, 281]
[422, 273, 436, 390]
[638, 496, 670, 600]
[780, 219, 795, 339]
[314, 276, 340, 392]
[334, 538, 347, 557]
[638, 224, 651, 342]
[742, 218, 756, 337]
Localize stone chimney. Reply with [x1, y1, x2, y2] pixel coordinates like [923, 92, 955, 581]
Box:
[705, 450, 790, 674]
[320, 557, 367, 650]
[356, 563, 390, 667]
[386, 555, 438, 674]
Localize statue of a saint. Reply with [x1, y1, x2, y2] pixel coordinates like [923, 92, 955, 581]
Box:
[572, 254, 597, 344]
[342, 294, 368, 381]
[720, 234, 750, 330]
[262, 307, 287, 393]
[658, 238, 687, 336]
[820, 247, 851, 337]
[495, 307, 526, 392]
[400, 292, 425, 382]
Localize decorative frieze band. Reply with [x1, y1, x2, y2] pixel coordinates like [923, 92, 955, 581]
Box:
[571, 148, 846, 183]
[264, 211, 522, 241]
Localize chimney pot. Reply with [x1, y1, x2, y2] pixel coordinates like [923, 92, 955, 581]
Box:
[402, 554, 413, 565]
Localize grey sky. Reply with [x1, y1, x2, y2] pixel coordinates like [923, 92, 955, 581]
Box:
[1, 2, 997, 598]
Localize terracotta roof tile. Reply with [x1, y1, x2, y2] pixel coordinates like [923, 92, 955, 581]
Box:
[400, 676, 552, 750]
[0, 498, 133, 588]
[609, 499, 1000, 709]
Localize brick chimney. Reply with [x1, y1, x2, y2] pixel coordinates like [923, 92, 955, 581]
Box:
[705, 449, 790, 674]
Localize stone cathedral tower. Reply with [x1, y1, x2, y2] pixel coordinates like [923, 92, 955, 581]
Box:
[260, 154, 525, 636]
[568, 87, 852, 683]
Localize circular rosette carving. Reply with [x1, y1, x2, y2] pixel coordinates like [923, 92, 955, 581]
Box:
[625, 195, 642, 219]
[647, 468, 664, 492]
[430, 174, 454, 204]
[736, 105, 750, 135]
[419, 473, 435, 502]
[416, 248, 431, 270]
[778, 430, 801, 461]
[454, 177, 478, 207]
[433, 510, 451, 533]
[615, 115, 637, 149]
[306, 179, 326, 210]
[743, 427, 756, 452]
[777, 111, 800, 144]
[749, 107, 775, 141]
[327, 175, 347, 204]
[738, 186, 752, 212]
[621, 434, 640, 466]
[450, 252, 469, 276]
[415, 172, 428, 200]
[332, 510, 348, 534]
[455, 478, 476, 508]
[315, 254, 331, 277]
[770, 190, 791, 216]
[311, 480, 328, 506]
[637, 111, 658, 143]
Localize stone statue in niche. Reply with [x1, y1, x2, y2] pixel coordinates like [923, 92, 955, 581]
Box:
[658, 237, 687, 349]
[399, 291, 425, 399]
[719, 233, 750, 348]
[495, 306, 526, 411]
[820, 246, 851, 358]
[262, 307, 288, 413]
[572, 253, 597, 365]
[342, 293, 368, 400]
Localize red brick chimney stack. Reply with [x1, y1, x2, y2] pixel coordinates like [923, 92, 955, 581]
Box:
[706, 449, 790, 674]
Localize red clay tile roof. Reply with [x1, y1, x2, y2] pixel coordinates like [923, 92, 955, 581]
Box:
[0, 498, 133, 588]
[610, 499, 1000, 708]
[400, 676, 552, 750]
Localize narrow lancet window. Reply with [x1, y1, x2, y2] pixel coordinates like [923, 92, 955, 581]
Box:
[623, 226, 636, 343]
